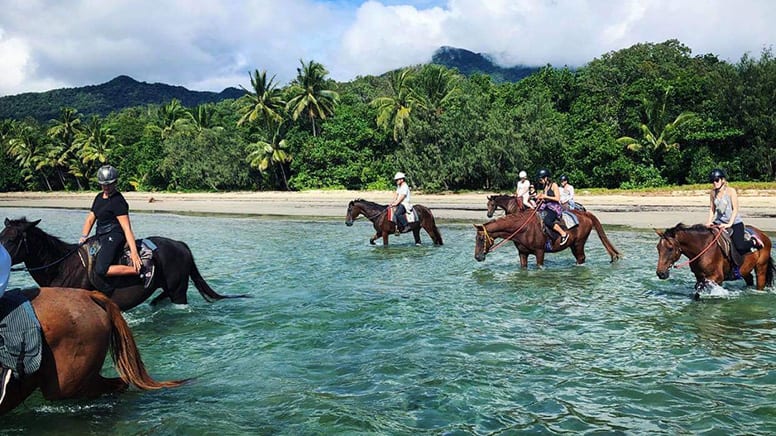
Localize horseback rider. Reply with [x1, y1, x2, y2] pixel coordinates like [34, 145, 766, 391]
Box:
[705, 168, 764, 254]
[79, 165, 144, 292]
[516, 170, 535, 209]
[559, 175, 576, 210]
[536, 169, 569, 246]
[389, 172, 412, 233]
[0, 244, 11, 405]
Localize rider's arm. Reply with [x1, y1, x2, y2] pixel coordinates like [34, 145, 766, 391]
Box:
[706, 191, 716, 225]
[117, 215, 141, 271]
[725, 187, 740, 228]
[80, 212, 96, 243]
[391, 194, 406, 207]
[540, 183, 562, 202]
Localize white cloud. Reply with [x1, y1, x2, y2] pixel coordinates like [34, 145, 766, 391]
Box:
[0, 0, 774, 97]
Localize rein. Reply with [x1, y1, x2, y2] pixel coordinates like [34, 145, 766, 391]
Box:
[487, 200, 544, 252]
[672, 227, 724, 269]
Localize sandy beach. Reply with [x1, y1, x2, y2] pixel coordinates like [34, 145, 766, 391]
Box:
[0, 189, 774, 232]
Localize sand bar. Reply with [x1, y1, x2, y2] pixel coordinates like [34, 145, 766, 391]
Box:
[0, 190, 774, 232]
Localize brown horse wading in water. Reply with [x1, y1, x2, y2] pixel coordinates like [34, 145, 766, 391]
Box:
[0, 218, 249, 311]
[474, 204, 621, 267]
[1, 287, 184, 415]
[655, 223, 775, 298]
[345, 199, 443, 246]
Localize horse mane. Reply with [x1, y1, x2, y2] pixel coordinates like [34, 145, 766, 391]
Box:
[662, 222, 713, 239]
[352, 198, 387, 209]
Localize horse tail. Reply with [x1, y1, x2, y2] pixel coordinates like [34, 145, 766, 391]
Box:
[189, 259, 250, 302]
[421, 206, 443, 245]
[89, 291, 186, 389]
[587, 212, 622, 262]
[766, 255, 775, 288]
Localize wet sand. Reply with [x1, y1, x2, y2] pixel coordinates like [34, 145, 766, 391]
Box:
[0, 190, 774, 231]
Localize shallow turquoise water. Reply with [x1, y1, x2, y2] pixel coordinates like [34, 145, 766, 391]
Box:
[1, 207, 775, 435]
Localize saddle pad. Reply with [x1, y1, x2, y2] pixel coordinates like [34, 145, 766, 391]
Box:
[83, 239, 156, 292]
[561, 211, 579, 229]
[0, 289, 42, 377]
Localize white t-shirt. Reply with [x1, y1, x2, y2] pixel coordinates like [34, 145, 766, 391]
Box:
[560, 184, 575, 204]
[396, 182, 412, 210]
[516, 179, 530, 197]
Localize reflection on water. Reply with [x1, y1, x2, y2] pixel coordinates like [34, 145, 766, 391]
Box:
[1, 206, 775, 434]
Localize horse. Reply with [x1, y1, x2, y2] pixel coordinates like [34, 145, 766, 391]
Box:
[473, 207, 621, 267]
[655, 223, 775, 298]
[344, 199, 443, 246]
[1, 287, 184, 415]
[0, 218, 249, 311]
[486, 194, 521, 217]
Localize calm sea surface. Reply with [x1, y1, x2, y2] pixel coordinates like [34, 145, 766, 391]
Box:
[1, 206, 775, 435]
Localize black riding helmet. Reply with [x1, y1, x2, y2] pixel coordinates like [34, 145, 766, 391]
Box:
[537, 169, 550, 179]
[708, 168, 726, 182]
[559, 175, 568, 182]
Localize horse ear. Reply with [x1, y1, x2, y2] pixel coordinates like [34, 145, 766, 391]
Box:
[654, 229, 664, 238]
[4, 218, 8, 226]
[473, 224, 482, 230]
[28, 219, 41, 229]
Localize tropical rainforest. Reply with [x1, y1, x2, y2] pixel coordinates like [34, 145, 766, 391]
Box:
[0, 40, 773, 193]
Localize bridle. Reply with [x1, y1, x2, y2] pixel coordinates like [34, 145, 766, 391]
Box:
[6, 229, 85, 273]
[664, 227, 724, 269]
[481, 199, 544, 253]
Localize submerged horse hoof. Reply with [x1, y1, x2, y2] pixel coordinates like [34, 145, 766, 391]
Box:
[369, 239, 376, 245]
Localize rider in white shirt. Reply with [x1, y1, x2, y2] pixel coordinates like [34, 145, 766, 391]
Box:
[559, 175, 576, 210]
[516, 170, 535, 209]
[389, 172, 412, 231]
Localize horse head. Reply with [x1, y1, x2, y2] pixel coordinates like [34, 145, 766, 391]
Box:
[486, 196, 496, 218]
[654, 228, 682, 279]
[345, 200, 357, 226]
[473, 224, 493, 262]
[0, 217, 41, 264]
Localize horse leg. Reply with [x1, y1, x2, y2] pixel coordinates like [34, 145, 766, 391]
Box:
[570, 243, 586, 265]
[370, 232, 379, 245]
[413, 228, 421, 245]
[535, 250, 545, 268]
[382, 232, 389, 246]
[517, 245, 529, 269]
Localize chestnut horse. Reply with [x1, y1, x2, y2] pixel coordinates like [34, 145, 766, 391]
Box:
[655, 223, 775, 299]
[0, 218, 248, 311]
[1, 287, 184, 415]
[345, 199, 443, 246]
[474, 207, 621, 267]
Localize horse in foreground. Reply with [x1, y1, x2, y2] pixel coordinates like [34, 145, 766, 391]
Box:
[474, 208, 621, 267]
[655, 223, 775, 299]
[0, 218, 248, 311]
[0, 287, 184, 416]
[345, 199, 443, 246]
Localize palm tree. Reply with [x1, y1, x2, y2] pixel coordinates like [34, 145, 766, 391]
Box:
[370, 68, 417, 143]
[617, 86, 697, 153]
[7, 123, 50, 189]
[286, 60, 339, 136]
[75, 116, 118, 186]
[245, 119, 292, 190]
[159, 99, 194, 139]
[236, 69, 285, 131]
[192, 103, 222, 132]
[46, 107, 82, 188]
[411, 64, 460, 117]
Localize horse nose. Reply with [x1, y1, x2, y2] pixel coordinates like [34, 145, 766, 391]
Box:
[486, 212, 493, 218]
[475, 253, 485, 262]
[656, 270, 669, 280]
[345, 220, 353, 226]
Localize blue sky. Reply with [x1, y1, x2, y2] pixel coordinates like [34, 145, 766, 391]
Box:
[0, 0, 774, 97]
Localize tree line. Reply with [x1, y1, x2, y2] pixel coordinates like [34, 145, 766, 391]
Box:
[0, 40, 773, 193]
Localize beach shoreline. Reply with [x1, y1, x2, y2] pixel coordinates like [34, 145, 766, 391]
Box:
[0, 190, 774, 232]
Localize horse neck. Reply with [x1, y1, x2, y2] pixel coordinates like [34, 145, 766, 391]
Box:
[28, 228, 75, 266]
[356, 202, 385, 221]
[496, 196, 514, 212]
[674, 229, 713, 258]
[486, 215, 529, 238]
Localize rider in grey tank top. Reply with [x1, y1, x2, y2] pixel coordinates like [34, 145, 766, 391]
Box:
[713, 188, 743, 225]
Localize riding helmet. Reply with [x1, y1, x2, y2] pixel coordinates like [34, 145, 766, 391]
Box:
[518, 170, 527, 179]
[394, 172, 406, 181]
[559, 175, 568, 182]
[537, 169, 551, 179]
[97, 165, 118, 185]
[708, 168, 726, 182]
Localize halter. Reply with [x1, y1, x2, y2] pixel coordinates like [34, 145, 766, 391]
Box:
[485, 200, 544, 253]
[671, 226, 724, 269]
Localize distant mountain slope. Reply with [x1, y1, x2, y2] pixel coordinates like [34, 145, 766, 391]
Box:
[0, 75, 244, 122]
[431, 46, 539, 82]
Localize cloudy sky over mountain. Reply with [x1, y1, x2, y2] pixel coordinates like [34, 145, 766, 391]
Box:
[0, 0, 773, 96]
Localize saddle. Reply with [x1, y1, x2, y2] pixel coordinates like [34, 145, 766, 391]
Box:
[0, 289, 42, 378]
[388, 207, 418, 232]
[79, 239, 157, 294]
[538, 211, 579, 251]
[716, 227, 758, 269]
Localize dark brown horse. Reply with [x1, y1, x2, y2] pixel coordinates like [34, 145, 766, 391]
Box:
[474, 207, 621, 267]
[655, 223, 775, 298]
[486, 194, 520, 217]
[1, 287, 184, 415]
[345, 199, 443, 246]
[0, 218, 248, 311]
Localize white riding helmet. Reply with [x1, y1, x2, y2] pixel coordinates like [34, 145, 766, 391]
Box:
[394, 172, 406, 180]
[519, 170, 527, 179]
[0, 244, 11, 296]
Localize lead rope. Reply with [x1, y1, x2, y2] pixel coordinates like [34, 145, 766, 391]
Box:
[488, 200, 544, 252]
[673, 227, 724, 269]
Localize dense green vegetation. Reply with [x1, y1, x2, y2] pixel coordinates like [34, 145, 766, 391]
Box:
[0, 40, 773, 193]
